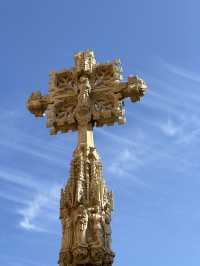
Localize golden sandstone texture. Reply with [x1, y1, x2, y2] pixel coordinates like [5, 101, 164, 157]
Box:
[27, 50, 147, 266]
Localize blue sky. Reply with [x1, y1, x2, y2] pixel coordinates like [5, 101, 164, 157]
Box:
[0, 0, 199, 265]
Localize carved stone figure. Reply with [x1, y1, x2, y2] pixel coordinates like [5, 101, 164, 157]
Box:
[27, 50, 147, 266]
[61, 215, 73, 250]
[75, 179, 84, 205]
[78, 77, 91, 105]
[90, 179, 100, 206]
[103, 211, 112, 250]
[90, 206, 103, 247]
[74, 205, 88, 247]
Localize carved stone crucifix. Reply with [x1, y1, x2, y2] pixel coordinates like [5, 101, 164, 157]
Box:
[27, 50, 147, 266]
[27, 50, 147, 149]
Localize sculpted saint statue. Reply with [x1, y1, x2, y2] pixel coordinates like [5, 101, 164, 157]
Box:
[103, 211, 112, 250]
[77, 77, 91, 109]
[90, 179, 101, 206]
[61, 209, 73, 251]
[74, 205, 88, 247]
[90, 206, 103, 247]
[75, 154, 85, 205]
[75, 179, 84, 205]
[75, 77, 92, 127]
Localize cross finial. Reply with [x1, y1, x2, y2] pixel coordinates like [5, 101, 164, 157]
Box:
[74, 50, 96, 72]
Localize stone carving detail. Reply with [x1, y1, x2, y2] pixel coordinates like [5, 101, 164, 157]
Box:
[60, 218, 72, 255]
[27, 50, 147, 134]
[90, 206, 103, 247]
[74, 205, 88, 247]
[27, 50, 147, 266]
[59, 145, 115, 265]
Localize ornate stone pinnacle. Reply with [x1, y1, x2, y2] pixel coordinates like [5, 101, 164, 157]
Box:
[26, 50, 147, 266]
[74, 50, 96, 72]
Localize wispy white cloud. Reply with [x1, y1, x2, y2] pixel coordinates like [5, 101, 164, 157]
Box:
[0, 139, 67, 167]
[161, 60, 200, 84]
[160, 118, 180, 137]
[144, 88, 199, 118]
[137, 61, 200, 147]
[0, 169, 39, 190]
[0, 167, 61, 233]
[148, 76, 200, 105]
[0, 190, 29, 205]
[126, 104, 200, 176]
[0, 108, 74, 167]
[18, 184, 60, 233]
[177, 127, 200, 144]
[0, 110, 67, 234]
[107, 148, 145, 186]
[97, 128, 137, 147]
[159, 113, 200, 145]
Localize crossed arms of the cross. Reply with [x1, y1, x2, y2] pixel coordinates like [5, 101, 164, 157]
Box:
[27, 59, 147, 135]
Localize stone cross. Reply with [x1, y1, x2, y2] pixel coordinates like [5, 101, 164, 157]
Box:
[27, 50, 147, 148]
[27, 50, 147, 266]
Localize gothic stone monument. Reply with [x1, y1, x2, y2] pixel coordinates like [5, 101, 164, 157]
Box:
[27, 50, 147, 266]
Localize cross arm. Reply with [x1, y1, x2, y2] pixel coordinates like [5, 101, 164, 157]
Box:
[27, 88, 79, 134]
[27, 91, 49, 117]
[115, 75, 147, 102]
[91, 58, 147, 102]
[89, 74, 147, 127]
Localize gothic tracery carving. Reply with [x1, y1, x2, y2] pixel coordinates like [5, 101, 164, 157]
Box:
[59, 146, 115, 265]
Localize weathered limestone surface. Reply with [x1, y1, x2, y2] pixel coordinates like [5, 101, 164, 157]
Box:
[59, 141, 114, 266]
[27, 50, 147, 266]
